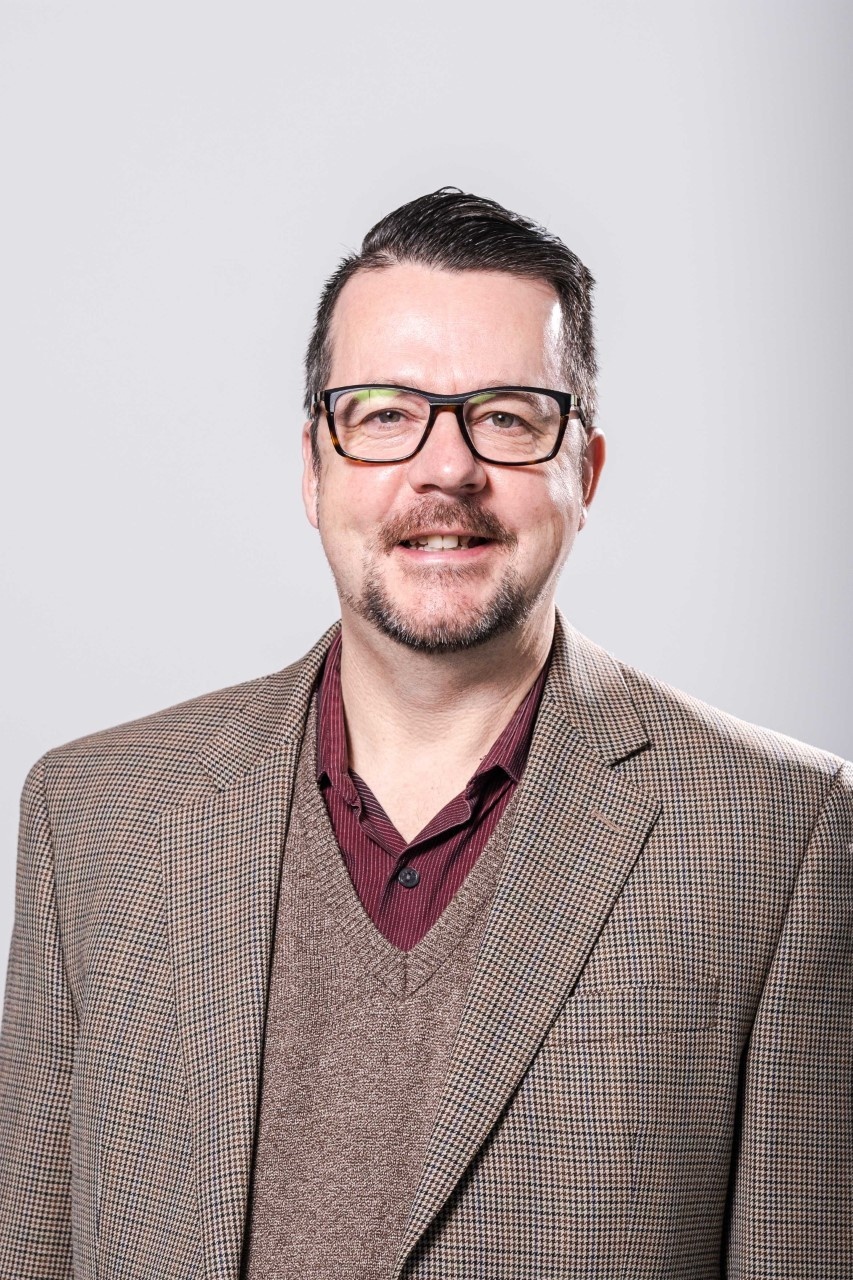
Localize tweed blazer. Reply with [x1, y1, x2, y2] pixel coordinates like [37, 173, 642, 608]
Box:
[1, 613, 851, 1279]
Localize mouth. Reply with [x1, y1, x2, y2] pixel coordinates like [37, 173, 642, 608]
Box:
[398, 533, 493, 551]
[378, 499, 516, 559]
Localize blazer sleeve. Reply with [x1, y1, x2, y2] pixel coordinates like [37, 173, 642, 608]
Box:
[726, 758, 853, 1278]
[0, 758, 76, 1277]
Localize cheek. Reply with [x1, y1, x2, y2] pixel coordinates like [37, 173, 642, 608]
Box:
[522, 464, 582, 545]
[545, 453, 583, 512]
[521, 465, 584, 565]
[316, 466, 401, 548]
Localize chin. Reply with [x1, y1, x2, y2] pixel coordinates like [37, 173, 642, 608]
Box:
[354, 568, 534, 655]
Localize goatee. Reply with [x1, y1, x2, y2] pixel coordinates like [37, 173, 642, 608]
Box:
[355, 564, 533, 654]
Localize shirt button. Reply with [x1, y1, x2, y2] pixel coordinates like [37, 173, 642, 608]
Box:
[396, 866, 420, 889]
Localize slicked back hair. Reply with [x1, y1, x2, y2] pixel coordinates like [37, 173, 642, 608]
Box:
[304, 188, 598, 465]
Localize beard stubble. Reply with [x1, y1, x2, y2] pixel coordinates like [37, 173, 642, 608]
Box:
[331, 495, 537, 655]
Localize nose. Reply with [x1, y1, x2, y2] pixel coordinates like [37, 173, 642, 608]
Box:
[405, 406, 487, 496]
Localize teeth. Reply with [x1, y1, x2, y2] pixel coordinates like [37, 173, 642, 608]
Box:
[405, 534, 473, 550]
[399, 532, 479, 547]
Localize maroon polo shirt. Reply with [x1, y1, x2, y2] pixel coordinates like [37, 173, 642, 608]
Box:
[316, 631, 549, 951]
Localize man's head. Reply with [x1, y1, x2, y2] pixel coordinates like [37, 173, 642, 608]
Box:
[301, 189, 606, 655]
[304, 189, 599, 452]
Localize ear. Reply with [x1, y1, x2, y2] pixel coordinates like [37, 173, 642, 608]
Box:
[578, 427, 606, 530]
[301, 420, 320, 529]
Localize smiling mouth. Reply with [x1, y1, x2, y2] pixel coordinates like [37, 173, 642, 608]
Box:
[399, 534, 492, 550]
[379, 497, 515, 556]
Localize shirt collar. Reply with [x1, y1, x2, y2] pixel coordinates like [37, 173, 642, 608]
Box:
[316, 630, 360, 807]
[468, 653, 550, 787]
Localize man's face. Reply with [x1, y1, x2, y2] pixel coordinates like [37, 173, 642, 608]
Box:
[302, 263, 605, 654]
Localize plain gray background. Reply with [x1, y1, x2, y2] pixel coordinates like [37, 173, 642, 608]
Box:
[2, 0, 851, 995]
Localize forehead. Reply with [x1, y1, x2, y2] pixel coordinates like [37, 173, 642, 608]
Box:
[327, 262, 564, 390]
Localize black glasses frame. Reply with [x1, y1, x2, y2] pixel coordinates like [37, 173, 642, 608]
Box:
[314, 384, 587, 466]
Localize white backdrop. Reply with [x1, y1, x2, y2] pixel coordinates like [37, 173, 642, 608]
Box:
[2, 0, 851, 994]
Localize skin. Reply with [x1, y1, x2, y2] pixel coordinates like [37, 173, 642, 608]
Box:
[302, 263, 606, 841]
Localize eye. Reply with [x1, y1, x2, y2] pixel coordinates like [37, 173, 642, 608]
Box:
[473, 408, 536, 435]
[487, 411, 523, 430]
[366, 409, 407, 425]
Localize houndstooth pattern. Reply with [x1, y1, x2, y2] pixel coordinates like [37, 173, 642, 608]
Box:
[1, 612, 850, 1278]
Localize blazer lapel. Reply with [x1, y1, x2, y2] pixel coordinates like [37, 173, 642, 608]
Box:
[160, 626, 337, 1280]
[394, 614, 661, 1274]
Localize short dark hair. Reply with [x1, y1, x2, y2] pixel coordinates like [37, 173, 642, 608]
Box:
[304, 188, 598, 459]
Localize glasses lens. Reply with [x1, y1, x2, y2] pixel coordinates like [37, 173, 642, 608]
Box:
[464, 390, 562, 462]
[332, 387, 430, 460]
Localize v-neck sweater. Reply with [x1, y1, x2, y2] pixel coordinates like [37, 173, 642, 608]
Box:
[245, 696, 519, 1280]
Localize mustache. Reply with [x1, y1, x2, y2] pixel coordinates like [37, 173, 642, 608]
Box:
[375, 497, 517, 553]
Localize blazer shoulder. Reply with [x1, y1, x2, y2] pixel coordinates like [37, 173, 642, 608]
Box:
[32, 649, 319, 813]
[42, 670, 273, 761]
[22, 624, 341, 825]
[618, 658, 846, 793]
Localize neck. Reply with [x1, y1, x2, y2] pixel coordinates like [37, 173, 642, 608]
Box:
[337, 599, 555, 791]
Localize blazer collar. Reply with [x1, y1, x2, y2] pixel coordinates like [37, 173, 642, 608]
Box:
[545, 608, 648, 764]
[196, 622, 339, 789]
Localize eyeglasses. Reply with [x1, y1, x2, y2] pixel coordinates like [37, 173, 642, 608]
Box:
[314, 384, 586, 466]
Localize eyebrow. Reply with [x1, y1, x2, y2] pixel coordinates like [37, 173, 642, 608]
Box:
[352, 378, 529, 391]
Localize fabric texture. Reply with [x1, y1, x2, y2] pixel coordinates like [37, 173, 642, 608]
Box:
[246, 694, 518, 1278]
[0, 611, 851, 1279]
[316, 627, 548, 948]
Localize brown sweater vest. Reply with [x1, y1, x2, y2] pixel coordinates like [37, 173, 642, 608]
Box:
[245, 700, 518, 1279]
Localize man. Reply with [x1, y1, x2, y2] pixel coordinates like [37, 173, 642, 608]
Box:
[1, 189, 850, 1279]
